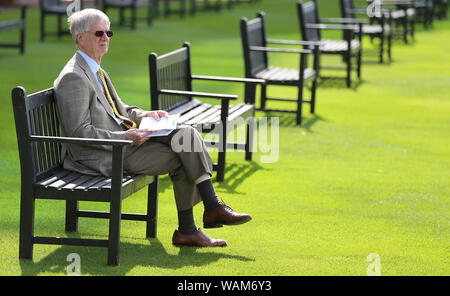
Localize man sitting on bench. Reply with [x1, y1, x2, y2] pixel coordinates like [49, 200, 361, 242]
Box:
[54, 8, 251, 248]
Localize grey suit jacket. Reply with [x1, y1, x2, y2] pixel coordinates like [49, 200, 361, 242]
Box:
[54, 52, 147, 176]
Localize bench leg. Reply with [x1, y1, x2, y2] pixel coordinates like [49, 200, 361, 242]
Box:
[403, 17, 408, 44]
[357, 49, 362, 79]
[345, 52, 352, 88]
[119, 8, 125, 25]
[296, 84, 303, 125]
[244, 81, 256, 105]
[107, 195, 122, 266]
[388, 32, 392, 61]
[245, 117, 255, 161]
[190, 0, 197, 15]
[146, 176, 159, 238]
[131, 6, 137, 30]
[260, 84, 267, 111]
[65, 200, 78, 232]
[40, 12, 45, 41]
[57, 14, 62, 39]
[19, 189, 35, 260]
[216, 123, 227, 182]
[20, 25, 25, 55]
[379, 35, 384, 64]
[310, 77, 317, 114]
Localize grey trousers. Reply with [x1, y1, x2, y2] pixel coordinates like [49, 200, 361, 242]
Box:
[124, 126, 213, 211]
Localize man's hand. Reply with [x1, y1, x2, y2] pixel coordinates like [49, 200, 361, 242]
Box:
[125, 129, 153, 147]
[146, 110, 168, 121]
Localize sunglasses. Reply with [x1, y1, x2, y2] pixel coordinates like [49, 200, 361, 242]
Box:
[89, 30, 114, 38]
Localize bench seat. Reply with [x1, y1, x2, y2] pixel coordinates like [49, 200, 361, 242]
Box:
[255, 67, 316, 85]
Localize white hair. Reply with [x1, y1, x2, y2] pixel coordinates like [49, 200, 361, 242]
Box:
[68, 8, 110, 44]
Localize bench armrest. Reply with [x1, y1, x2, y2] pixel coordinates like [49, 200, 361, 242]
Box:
[305, 23, 359, 30]
[192, 75, 264, 85]
[249, 46, 312, 54]
[266, 39, 323, 46]
[344, 7, 372, 15]
[376, 0, 412, 5]
[320, 17, 369, 24]
[159, 89, 238, 101]
[30, 135, 133, 146]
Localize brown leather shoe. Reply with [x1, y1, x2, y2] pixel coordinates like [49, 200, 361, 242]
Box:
[172, 228, 227, 247]
[203, 203, 252, 228]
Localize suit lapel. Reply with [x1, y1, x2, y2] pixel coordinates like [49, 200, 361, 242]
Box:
[74, 52, 116, 120]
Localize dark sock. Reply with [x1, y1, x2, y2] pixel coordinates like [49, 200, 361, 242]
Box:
[196, 178, 220, 212]
[177, 208, 197, 235]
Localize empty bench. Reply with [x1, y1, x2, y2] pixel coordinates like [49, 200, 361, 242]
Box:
[149, 42, 264, 182]
[0, 4, 26, 54]
[12, 86, 159, 266]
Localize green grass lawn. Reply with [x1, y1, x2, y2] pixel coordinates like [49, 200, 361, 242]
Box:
[0, 0, 449, 276]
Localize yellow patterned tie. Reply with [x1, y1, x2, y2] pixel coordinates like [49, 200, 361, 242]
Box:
[97, 69, 137, 129]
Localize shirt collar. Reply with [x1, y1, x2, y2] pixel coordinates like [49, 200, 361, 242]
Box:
[77, 50, 101, 75]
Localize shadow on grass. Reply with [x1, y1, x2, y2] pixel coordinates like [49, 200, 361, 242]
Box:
[263, 111, 326, 132]
[19, 238, 254, 276]
[215, 161, 264, 193]
[156, 160, 264, 194]
[317, 77, 363, 90]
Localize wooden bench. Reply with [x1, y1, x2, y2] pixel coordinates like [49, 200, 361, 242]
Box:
[12, 86, 159, 266]
[149, 42, 263, 182]
[297, 0, 363, 88]
[240, 11, 319, 125]
[0, 4, 26, 54]
[340, 0, 392, 63]
[367, 0, 415, 44]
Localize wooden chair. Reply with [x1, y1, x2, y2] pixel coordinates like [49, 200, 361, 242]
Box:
[297, 0, 363, 88]
[149, 42, 263, 182]
[240, 11, 319, 125]
[340, 0, 392, 63]
[0, 3, 26, 54]
[12, 86, 159, 266]
[98, 0, 155, 29]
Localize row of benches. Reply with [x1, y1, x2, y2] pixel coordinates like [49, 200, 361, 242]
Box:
[11, 0, 448, 266]
[0, 0, 259, 51]
[40, 0, 260, 39]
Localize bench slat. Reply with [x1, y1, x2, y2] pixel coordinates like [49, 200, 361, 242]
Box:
[0, 19, 24, 32]
[62, 174, 100, 190]
[168, 99, 202, 116]
[48, 172, 83, 190]
[74, 175, 108, 191]
[185, 105, 220, 125]
[178, 103, 211, 124]
[38, 170, 72, 187]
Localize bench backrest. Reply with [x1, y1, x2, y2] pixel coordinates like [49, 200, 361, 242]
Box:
[297, 0, 321, 42]
[12, 87, 62, 183]
[340, 0, 356, 19]
[149, 42, 193, 111]
[240, 12, 268, 78]
[40, 0, 64, 9]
